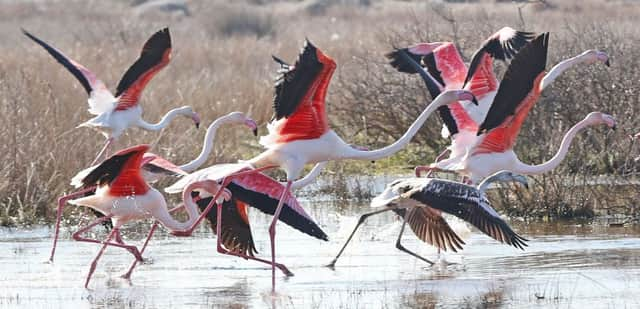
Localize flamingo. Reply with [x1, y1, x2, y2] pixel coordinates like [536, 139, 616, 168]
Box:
[51, 111, 257, 237]
[166, 163, 331, 277]
[23, 28, 200, 165]
[51, 144, 232, 288]
[394, 33, 614, 184]
[163, 39, 476, 292]
[387, 28, 610, 179]
[328, 170, 529, 267]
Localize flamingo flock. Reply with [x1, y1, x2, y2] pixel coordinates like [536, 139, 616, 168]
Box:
[26, 26, 622, 293]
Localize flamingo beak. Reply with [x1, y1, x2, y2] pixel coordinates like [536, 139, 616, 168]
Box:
[245, 119, 258, 136]
[605, 59, 610, 67]
[192, 113, 201, 129]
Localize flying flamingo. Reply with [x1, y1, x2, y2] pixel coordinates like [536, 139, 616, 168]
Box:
[387, 29, 610, 178]
[394, 33, 614, 184]
[23, 28, 200, 165]
[327, 170, 529, 267]
[51, 144, 232, 288]
[163, 39, 476, 292]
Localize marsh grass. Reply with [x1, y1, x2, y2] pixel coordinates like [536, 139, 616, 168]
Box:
[0, 0, 638, 225]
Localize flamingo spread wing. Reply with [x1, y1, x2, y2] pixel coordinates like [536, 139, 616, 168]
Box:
[463, 27, 536, 93]
[406, 179, 528, 250]
[22, 29, 115, 115]
[76, 144, 150, 196]
[164, 163, 328, 241]
[473, 33, 549, 155]
[392, 207, 465, 252]
[264, 40, 334, 144]
[114, 28, 172, 111]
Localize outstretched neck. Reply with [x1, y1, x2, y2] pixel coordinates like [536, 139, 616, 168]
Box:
[513, 118, 590, 175]
[540, 53, 587, 91]
[342, 94, 452, 161]
[179, 116, 228, 172]
[137, 106, 191, 131]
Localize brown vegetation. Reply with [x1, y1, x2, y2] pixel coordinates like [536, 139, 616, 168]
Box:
[0, 0, 638, 225]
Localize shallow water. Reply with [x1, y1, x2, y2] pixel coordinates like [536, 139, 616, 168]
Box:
[1, 201, 640, 308]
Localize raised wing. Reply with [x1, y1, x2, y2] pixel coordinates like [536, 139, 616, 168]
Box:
[197, 195, 258, 256]
[76, 144, 150, 196]
[463, 27, 536, 91]
[390, 47, 476, 137]
[114, 28, 172, 111]
[404, 179, 528, 249]
[473, 33, 549, 155]
[393, 207, 465, 252]
[268, 39, 333, 143]
[23, 29, 115, 115]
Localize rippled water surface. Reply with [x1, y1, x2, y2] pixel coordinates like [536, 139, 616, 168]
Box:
[1, 200, 640, 308]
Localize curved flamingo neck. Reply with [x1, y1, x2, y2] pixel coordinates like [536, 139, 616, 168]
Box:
[137, 106, 192, 131]
[289, 161, 328, 190]
[179, 115, 235, 172]
[342, 93, 455, 161]
[153, 185, 202, 232]
[540, 52, 591, 91]
[513, 118, 592, 175]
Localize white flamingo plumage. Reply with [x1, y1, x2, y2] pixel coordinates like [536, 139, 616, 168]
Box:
[51, 145, 230, 288]
[328, 170, 530, 267]
[388, 29, 610, 181]
[23, 28, 201, 165]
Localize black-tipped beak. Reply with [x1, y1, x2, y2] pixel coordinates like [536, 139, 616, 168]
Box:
[611, 125, 616, 131]
[252, 128, 258, 137]
[471, 96, 479, 106]
[195, 122, 200, 129]
[605, 59, 611, 67]
[524, 182, 529, 190]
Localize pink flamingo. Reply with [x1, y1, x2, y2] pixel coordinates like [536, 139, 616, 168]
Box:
[163, 39, 476, 293]
[23, 28, 200, 165]
[50, 112, 258, 263]
[163, 163, 329, 278]
[388, 29, 610, 179]
[52, 144, 230, 288]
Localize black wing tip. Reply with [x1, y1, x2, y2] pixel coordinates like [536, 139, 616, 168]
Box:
[146, 27, 172, 49]
[386, 48, 421, 74]
[272, 55, 289, 67]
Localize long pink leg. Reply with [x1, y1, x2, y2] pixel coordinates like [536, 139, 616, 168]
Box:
[121, 203, 187, 279]
[171, 165, 278, 237]
[84, 226, 118, 288]
[213, 201, 293, 276]
[72, 217, 144, 261]
[121, 222, 158, 279]
[268, 180, 293, 293]
[50, 186, 97, 263]
[90, 137, 114, 166]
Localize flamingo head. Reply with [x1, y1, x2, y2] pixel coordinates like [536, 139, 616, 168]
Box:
[454, 90, 478, 106]
[181, 106, 200, 128]
[225, 111, 258, 136]
[585, 112, 616, 130]
[582, 50, 610, 67]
